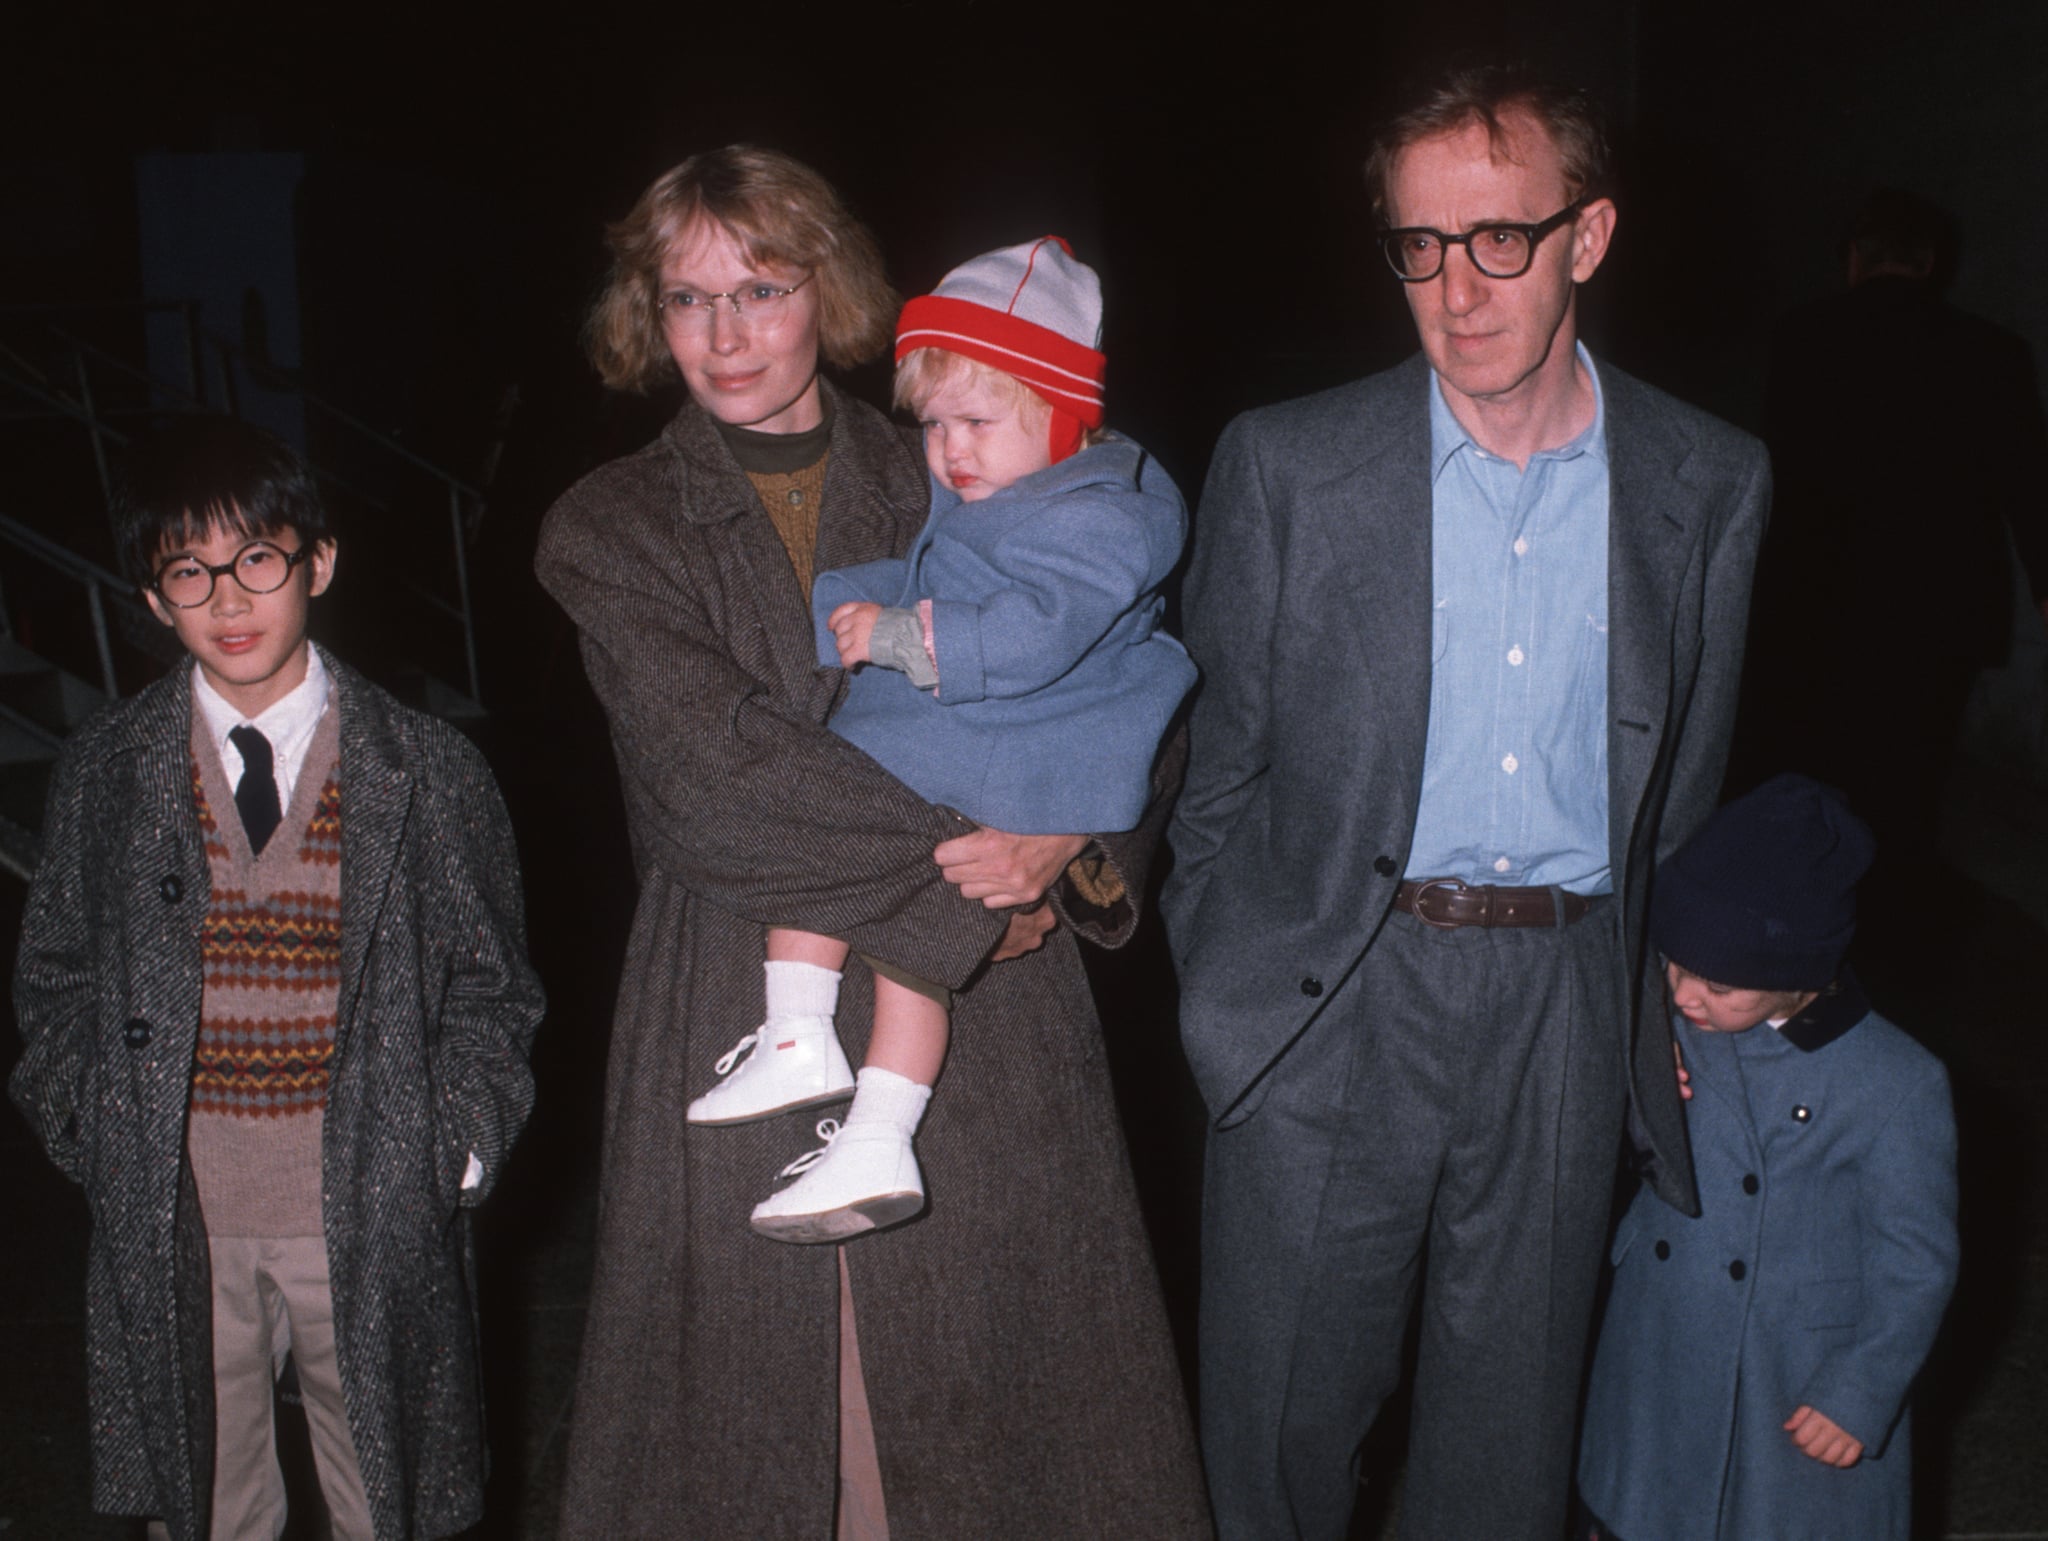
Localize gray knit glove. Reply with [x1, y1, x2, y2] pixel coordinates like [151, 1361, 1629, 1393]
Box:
[867, 607, 939, 689]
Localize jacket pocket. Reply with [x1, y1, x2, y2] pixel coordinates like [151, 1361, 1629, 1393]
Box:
[1797, 1275, 1862, 1329]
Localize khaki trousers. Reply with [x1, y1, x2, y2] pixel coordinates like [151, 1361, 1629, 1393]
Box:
[199, 1233, 373, 1541]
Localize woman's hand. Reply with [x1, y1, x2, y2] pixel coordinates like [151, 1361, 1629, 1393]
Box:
[828, 602, 883, 668]
[935, 827, 1090, 909]
[988, 901, 1058, 962]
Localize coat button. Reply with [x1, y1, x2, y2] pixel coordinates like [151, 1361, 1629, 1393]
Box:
[1373, 855, 1397, 877]
[159, 874, 182, 903]
[1654, 1240, 1670, 1260]
[1300, 977, 1323, 998]
[1742, 1174, 1760, 1195]
[123, 1018, 152, 1048]
[1729, 1259, 1747, 1281]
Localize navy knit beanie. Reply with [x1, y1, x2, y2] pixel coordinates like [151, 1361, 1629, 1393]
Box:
[1650, 774, 1876, 990]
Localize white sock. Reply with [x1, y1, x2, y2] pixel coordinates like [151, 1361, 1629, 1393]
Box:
[764, 960, 841, 1022]
[842, 1067, 931, 1136]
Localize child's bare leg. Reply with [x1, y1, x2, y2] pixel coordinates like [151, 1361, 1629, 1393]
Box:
[685, 927, 856, 1125]
[767, 927, 851, 970]
[865, 974, 950, 1086]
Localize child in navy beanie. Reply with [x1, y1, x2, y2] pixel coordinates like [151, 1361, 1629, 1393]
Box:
[1577, 774, 1958, 1541]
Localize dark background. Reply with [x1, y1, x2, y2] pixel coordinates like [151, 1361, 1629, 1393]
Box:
[5, 1, 2048, 1536]
[9, 0, 2046, 490]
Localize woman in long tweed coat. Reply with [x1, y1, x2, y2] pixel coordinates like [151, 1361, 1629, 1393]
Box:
[535, 147, 1209, 1538]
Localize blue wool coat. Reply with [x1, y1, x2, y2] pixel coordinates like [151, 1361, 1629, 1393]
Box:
[1578, 978, 1957, 1541]
[811, 433, 1195, 835]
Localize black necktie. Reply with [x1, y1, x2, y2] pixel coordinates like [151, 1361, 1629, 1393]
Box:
[228, 725, 283, 855]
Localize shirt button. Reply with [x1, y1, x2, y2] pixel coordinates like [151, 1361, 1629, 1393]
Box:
[1654, 1240, 1671, 1261]
[786, 489, 805, 506]
[1729, 1260, 1747, 1282]
[1513, 537, 1529, 556]
[1501, 753, 1519, 775]
[1300, 977, 1323, 998]
[1792, 1105, 1812, 1123]
[1742, 1174, 1760, 1195]
[1493, 856, 1511, 873]
[1507, 646, 1525, 666]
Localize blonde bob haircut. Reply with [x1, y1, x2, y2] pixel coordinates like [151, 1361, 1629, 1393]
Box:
[585, 146, 899, 394]
[893, 348, 1103, 449]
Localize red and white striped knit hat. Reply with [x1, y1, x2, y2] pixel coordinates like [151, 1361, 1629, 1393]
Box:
[895, 235, 1107, 463]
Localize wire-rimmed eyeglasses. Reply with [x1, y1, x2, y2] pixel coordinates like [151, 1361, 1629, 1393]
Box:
[656, 272, 814, 328]
[1379, 202, 1584, 282]
[150, 540, 314, 608]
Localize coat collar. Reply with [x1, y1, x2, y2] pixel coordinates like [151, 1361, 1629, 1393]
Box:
[657, 378, 923, 694]
[103, 645, 415, 1050]
[660, 376, 911, 545]
[1776, 969, 1869, 1053]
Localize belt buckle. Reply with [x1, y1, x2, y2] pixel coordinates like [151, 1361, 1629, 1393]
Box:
[1411, 876, 1469, 930]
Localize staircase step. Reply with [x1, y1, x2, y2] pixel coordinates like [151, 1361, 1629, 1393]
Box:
[0, 636, 106, 737]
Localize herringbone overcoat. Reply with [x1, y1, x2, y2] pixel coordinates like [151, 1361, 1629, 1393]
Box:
[535, 384, 1210, 1539]
[9, 650, 545, 1541]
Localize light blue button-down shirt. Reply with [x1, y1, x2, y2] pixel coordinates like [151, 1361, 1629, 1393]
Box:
[1405, 345, 1612, 894]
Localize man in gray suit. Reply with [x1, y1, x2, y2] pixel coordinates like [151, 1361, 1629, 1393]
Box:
[1162, 64, 1769, 1541]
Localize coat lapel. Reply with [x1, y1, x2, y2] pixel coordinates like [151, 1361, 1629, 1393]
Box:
[664, 381, 921, 697]
[329, 652, 411, 1051]
[1603, 368, 1698, 876]
[1313, 360, 1436, 811]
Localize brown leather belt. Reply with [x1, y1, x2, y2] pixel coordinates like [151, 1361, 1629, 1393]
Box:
[1394, 877, 1593, 930]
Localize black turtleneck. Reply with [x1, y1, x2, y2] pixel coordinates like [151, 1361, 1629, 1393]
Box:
[712, 390, 835, 475]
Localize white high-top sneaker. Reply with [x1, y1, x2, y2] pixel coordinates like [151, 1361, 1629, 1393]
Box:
[750, 1118, 926, 1243]
[686, 1016, 856, 1125]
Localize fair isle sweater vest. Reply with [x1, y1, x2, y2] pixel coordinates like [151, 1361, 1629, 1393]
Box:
[185, 702, 344, 1239]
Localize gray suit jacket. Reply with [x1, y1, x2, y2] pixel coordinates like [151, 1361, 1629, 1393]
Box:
[1162, 353, 1769, 1216]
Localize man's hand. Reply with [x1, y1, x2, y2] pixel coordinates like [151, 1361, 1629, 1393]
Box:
[935, 827, 1089, 909]
[988, 901, 1057, 962]
[828, 602, 884, 668]
[1785, 1405, 1863, 1468]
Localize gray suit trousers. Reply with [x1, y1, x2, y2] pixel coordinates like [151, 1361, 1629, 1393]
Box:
[1200, 904, 1629, 1541]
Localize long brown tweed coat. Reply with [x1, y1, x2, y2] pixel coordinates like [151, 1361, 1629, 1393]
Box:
[9, 650, 545, 1541]
[535, 383, 1211, 1539]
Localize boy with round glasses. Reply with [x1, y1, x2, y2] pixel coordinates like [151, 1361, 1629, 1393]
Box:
[682, 236, 1196, 1244]
[10, 414, 544, 1541]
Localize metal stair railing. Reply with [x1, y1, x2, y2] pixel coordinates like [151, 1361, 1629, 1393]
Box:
[0, 303, 489, 711]
[0, 511, 142, 702]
